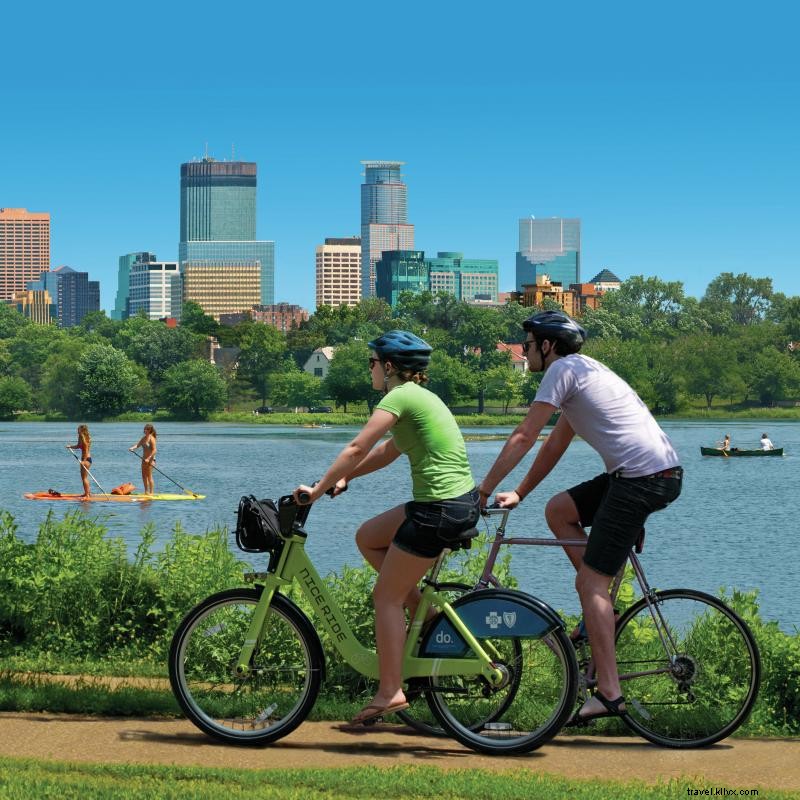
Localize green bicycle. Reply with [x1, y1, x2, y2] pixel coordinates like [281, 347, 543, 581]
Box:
[169, 492, 579, 755]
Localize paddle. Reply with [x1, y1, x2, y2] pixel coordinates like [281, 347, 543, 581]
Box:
[129, 450, 200, 497]
[66, 447, 110, 497]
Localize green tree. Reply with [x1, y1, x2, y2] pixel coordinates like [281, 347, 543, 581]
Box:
[677, 335, 741, 409]
[237, 323, 287, 404]
[0, 376, 33, 418]
[123, 322, 201, 382]
[77, 344, 142, 418]
[269, 368, 324, 410]
[324, 342, 374, 412]
[426, 351, 476, 407]
[8, 324, 66, 390]
[159, 360, 227, 419]
[454, 305, 508, 413]
[77, 310, 121, 340]
[485, 366, 524, 413]
[748, 350, 800, 407]
[40, 338, 87, 417]
[701, 272, 773, 329]
[0, 304, 30, 339]
[180, 302, 220, 336]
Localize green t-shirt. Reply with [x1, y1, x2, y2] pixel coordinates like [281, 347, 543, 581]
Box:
[376, 381, 474, 502]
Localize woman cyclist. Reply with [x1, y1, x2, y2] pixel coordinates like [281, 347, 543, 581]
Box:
[293, 330, 479, 727]
[66, 424, 93, 498]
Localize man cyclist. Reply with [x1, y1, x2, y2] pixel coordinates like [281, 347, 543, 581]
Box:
[478, 310, 682, 725]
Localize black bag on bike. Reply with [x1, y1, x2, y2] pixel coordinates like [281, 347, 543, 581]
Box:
[235, 495, 282, 553]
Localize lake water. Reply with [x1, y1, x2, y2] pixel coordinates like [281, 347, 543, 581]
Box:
[0, 420, 796, 630]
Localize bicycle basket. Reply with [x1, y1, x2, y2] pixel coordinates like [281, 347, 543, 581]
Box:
[235, 495, 282, 553]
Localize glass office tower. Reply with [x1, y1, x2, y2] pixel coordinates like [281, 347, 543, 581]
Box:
[375, 250, 427, 307]
[360, 161, 414, 298]
[112, 252, 156, 320]
[516, 217, 580, 290]
[179, 157, 274, 306]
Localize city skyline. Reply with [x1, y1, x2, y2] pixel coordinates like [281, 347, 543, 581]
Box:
[2, 3, 798, 314]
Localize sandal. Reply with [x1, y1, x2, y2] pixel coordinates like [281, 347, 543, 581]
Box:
[565, 690, 628, 727]
[338, 700, 410, 729]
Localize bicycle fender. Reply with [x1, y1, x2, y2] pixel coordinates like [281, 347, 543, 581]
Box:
[420, 589, 565, 658]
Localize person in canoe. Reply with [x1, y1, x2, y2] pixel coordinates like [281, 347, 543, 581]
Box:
[760, 433, 775, 451]
[129, 424, 157, 494]
[66, 424, 92, 498]
[719, 434, 731, 451]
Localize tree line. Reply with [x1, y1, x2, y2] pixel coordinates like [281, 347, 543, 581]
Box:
[0, 272, 798, 419]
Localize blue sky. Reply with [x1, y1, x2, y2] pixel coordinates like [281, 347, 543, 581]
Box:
[2, 1, 798, 312]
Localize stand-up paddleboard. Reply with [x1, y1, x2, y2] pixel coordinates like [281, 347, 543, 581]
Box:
[24, 491, 205, 502]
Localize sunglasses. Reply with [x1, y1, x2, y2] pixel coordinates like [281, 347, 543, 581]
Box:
[522, 340, 535, 354]
[368, 357, 380, 368]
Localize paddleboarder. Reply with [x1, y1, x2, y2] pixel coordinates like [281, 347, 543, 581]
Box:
[129, 424, 157, 494]
[66, 424, 93, 498]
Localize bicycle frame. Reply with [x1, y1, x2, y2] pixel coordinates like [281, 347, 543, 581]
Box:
[235, 528, 505, 686]
[478, 507, 681, 683]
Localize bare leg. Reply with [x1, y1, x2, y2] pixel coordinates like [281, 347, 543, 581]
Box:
[370, 544, 436, 708]
[545, 492, 587, 571]
[141, 462, 147, 493]
[355, 505, 426, 616]
[574, 564, 626, 715]
[80, 463, 91, 497]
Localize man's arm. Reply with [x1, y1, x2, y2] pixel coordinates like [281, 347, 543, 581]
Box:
[513, 413, 575, 500]
[478, 401, 557, 501]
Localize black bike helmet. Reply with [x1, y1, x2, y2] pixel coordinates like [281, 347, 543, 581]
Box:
[368, 330, 432, 372]
[522, 311, 586, 351]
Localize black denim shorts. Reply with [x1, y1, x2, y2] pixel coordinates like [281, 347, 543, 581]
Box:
[393, 488, 481, 559]
[567, 470, 683, 576]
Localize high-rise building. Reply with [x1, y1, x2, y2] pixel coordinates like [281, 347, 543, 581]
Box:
[179, 157, 275, 307]
[316, 237, 362, 309]
[0, 208, 50, 301]
[14, 289, 56, 324]
[427, 252, 499, 304]
[516, 217, 580, 291]
[128, 259, 180, 320]
[113, 252, 156, 320]
[376, 250, 500, 308]
[181, 263, 261, 321]
[361, 161, 414, 298]
[52, 266, 100, 328]
[375, 251, 428, 307]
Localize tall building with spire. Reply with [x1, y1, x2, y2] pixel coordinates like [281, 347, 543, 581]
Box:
[178, 156, 275, 316]
[360, 161, 414, 298]
[0, 208, 50, 301]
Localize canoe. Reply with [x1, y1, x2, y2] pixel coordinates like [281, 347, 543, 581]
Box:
[24, 492, 205, 502]
[700, 447, 783, 457]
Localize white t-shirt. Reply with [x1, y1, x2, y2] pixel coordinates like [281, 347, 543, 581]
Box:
[534, 354, 680, 477]
[760, 437, 774, 451]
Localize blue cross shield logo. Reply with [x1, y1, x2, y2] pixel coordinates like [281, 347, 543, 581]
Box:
[503, 611, 517, 628]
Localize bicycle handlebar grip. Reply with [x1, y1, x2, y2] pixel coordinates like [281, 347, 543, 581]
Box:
[297, 490, 312, 504]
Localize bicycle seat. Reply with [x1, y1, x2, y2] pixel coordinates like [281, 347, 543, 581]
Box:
[444, 527, 479, 551]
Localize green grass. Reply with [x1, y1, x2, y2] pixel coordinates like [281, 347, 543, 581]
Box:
[0, 759, 791, 800]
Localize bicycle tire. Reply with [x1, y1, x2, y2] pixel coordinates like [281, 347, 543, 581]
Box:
[395, 582, 522, 738]
[424, 589, 579, 755]
[615, 588, 760, 748]
[169, 588, 324, 745]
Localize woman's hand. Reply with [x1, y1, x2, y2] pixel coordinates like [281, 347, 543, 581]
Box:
[495, 490, 522, 509]
[293, 484, 317, 505]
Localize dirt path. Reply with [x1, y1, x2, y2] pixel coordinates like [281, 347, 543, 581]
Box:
[0, 713, 798, 791]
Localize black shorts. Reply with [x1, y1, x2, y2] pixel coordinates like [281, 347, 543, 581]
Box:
[393, 488, 481, 559]
[567, 470, 683, 576]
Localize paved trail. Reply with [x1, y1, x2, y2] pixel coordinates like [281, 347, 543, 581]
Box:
[0, 713, 798, 792]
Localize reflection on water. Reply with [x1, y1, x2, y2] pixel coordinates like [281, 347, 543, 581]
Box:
[0, 420, 796, 630]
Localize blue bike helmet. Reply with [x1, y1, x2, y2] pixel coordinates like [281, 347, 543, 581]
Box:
[523, 311, 586, 351]
[368, 330, 432, 372]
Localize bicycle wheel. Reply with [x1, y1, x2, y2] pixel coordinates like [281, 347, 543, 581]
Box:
[169, 588, 324, 745]
[615, 589, 760, 748]
[424, 589, 579, 755]
[398, 582, 524, 738]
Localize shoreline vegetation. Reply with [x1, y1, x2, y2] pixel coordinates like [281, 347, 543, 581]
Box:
[0, 510, 797, 735]
[9, 404, 800, 426]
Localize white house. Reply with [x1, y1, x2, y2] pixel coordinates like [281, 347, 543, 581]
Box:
[303, 346, 336, 379]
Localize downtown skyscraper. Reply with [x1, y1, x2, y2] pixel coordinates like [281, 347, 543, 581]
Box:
[0, 208, 50, 302]
[360, 161, 414, 298]
[178, 157, 274, 318]
[516, 217, 581, 291]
